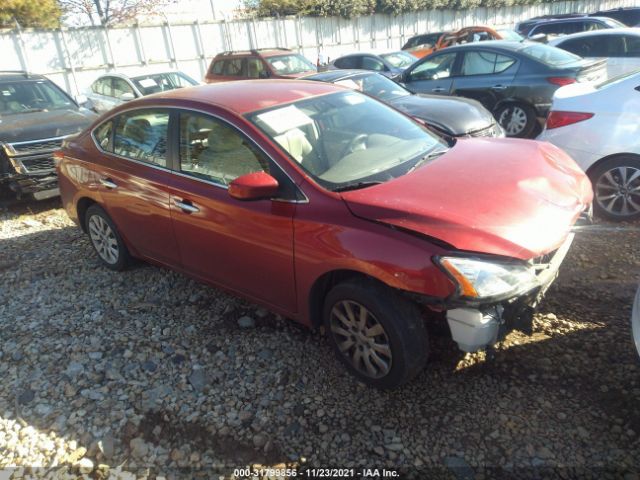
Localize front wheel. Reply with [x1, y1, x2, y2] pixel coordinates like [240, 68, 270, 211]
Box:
[323, 279, 428, 389]
[589, 156, 640, 221]
[495, 103, 537, 138]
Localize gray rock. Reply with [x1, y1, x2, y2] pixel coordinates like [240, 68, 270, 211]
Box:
[80, 389, 105, 401]
[189, 370, 208, 392]
[257, 348, 273, 360]
[444, 456, 474, 480]
[17, 389, 35, 405]
[252, 433, 267, 448]
[88, 352, 103, 360]
[98, 435, 115, 459]
[129, 437, 149, 458]
[237, 316, 256, 328]
[142, 360, 157, 373]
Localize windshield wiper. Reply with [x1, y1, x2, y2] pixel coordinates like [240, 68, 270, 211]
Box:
[407, 149, 448, 174]
[332, 181, 383, 193]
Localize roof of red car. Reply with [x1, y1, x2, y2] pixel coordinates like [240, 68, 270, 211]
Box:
[143, 80, 340, 115]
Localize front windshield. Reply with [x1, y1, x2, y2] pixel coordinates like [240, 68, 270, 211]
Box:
[380, 51, 417, 68]
[131, 72, 198, 96]
[334, 73, 411, 102]
[266, 54, 316, 75]
[0, 80, 75, 115]
[247, 91, 448, 190]
[520, 43, 582, 66]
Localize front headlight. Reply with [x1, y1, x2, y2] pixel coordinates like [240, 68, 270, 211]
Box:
[438, 256, 538, 299]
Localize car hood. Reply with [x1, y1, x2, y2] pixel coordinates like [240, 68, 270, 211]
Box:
[340, 138, 593, 260]
[279, 71, 317, 79]
[0, 108, 97, 143]
[389, 94, 496, 136]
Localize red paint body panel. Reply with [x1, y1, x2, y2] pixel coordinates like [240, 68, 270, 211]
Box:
[342, 138, 592, 260]
[57, 81, 590, 328]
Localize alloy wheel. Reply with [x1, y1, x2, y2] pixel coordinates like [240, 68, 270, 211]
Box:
[498, 106, 528, 136]
[595, 166, 640, 218]
[329, 300, 392, 379]
[88, 215, 120, 264]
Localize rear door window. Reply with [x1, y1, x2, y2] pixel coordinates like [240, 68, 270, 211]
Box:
[334, 56, 360, 69]
[223, 58, 246, 77]
[623, 35, 640, 56]
[211, 61, 224, 75]
[113, 109, 170, 167]
[247, 58, 268, 78]
[461, 51, 515, 75]
[559, 36, 606, 56]
[362, 56, 386, 71]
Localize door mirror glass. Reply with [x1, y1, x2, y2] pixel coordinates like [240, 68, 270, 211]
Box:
[120, 92, 135, 101]
[228, 171, 279, 200]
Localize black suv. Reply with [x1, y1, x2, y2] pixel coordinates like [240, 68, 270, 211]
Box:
[0, 72, 96, 201]
[590, 7, 640, 26]
[517, 15, 625, 37]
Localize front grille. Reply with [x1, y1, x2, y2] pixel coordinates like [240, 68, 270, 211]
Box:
[4, 136, 66, 174]
[10, 138, 64, 156]
[20, 155, 56, 172]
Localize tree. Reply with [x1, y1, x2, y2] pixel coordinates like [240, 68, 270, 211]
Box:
[59, 0, 176, 26]
[0, 0, 61, 28]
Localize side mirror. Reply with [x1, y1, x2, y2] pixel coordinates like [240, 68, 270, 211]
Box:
[259, 71, 270, 79]
[529, 33, 548, 43]
[120, 92, 135, 101]
[228, 171, 279, 201]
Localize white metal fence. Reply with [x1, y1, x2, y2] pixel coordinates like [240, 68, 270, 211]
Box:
[0, 0, 635, 98]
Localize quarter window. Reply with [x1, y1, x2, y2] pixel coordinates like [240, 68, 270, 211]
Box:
[92, 78, 112, 96]
[179, 112, 269, 185]
[93, 121, 113, 152]
[113, 109, 169, 167]
[211, 61, 224, 75]
[461, 51, 515, 75]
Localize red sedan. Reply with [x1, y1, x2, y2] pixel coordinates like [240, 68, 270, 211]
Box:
[56, 80, 592, 388]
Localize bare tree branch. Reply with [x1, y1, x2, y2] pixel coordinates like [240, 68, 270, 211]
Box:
[60, 0, 175, 26]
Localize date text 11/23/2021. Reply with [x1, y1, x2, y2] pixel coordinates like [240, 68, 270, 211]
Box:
[233, 468, 400, 477]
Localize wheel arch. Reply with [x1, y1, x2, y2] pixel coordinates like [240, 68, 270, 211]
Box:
[76, 197, 98, 233]
[585, 152, 640, 179]
[308, 269, 393, 329]
[492, 98, 538, 116]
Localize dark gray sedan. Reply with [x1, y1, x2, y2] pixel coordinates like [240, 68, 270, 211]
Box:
[401, 41, 606, 138]
[303, 70, 503, 138]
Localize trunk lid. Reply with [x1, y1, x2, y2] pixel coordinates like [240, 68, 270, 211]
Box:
[340, 138, 592, 260]
[575, 58, 608, 83]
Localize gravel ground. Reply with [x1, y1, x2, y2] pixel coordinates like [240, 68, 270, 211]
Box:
[1, 199, 639, 479]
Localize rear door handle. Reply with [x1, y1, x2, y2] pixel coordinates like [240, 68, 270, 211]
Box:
[174, 199, 199, 214]
[491, 84, 508, 91]
[432, 87, 446, 93]
[99, 178, 118, 189]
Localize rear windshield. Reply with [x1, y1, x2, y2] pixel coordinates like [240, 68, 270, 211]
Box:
[131, 72, 198, 96]
[520, 43, 581, 66]
[0, 80, 75, 115]
[265, 54, 316, 75]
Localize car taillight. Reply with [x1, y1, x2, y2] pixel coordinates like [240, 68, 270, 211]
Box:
[546, 111, 594, 129]
[547, 77, 577, 86]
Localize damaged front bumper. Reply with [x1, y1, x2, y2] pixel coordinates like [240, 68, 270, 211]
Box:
[446, 233, 574, 352]
[1, 137, 64, 200]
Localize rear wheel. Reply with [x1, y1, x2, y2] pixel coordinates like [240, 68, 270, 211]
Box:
[495, 103, 537, 138]
[323, 279, 428, 389]
[589, 156, 640, 221]
[85, 204, 131, 270]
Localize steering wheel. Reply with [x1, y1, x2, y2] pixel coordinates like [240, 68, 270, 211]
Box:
[341, 134, 368, 157]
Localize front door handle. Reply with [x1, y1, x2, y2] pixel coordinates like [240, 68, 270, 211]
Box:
[432, 87, 446, 93]
[491, 84, 508, 91]
[99, 178, 118, 189]
[174, 199, 199, 214]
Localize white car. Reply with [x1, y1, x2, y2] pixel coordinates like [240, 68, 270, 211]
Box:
[548, 29, 640, 78]
[537, 71, 640, 221]
[85, 70, 199, 113]
[633, 285, 640, 359]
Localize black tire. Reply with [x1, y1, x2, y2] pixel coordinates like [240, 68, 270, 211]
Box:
[589, 155, 640, 221]
[495, 102, 537, 138]
[323, 278, 428, 389]
[85, 204, 131, 271]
